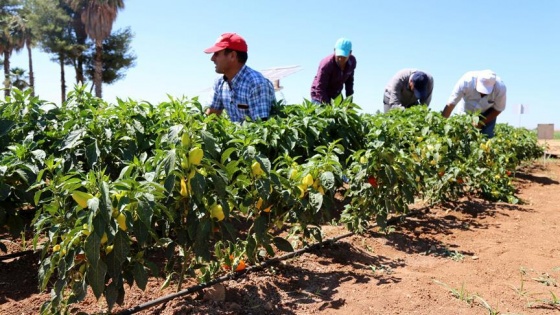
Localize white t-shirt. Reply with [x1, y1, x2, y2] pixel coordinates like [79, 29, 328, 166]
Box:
[447, 71, 507, 114]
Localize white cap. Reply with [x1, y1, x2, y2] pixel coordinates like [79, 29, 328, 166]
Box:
[476, 70, 497, 94]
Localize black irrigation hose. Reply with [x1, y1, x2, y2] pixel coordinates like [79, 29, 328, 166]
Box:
[0, 249, 35, 261]
[117, 230, 355, 315]
[117, 209, 425, 315]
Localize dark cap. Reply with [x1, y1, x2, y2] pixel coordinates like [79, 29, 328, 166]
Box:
[410, 71, 429, 102]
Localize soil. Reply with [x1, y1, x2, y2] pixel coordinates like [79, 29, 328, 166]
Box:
[2, 156, 560, 315]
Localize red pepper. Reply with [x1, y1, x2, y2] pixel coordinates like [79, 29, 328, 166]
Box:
[368, 176, 378, 188]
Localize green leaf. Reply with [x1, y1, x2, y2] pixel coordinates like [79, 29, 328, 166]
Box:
[85, 228, 101, 266]
[137, 197, 154, 227]
[133, 263, 148, 290]
[376, 212, 388, 231]
[221, 147, 237, 164]
[106, 230, 130, 282]
[104, 282, 119, 311]
[190, 173, 207, 202]
[225, 160, 240, 178]
[194, 220, 211, 261]
[253, 215, 268, 242]
[38, 256, 53, 291]
[320, 171, 335, 190]
[0, 183, 11, 201]
[68, 279, 87, 304]
[0, 119, 15, 137]
[163, 149, 176, 177]
[246, 235, 257, 261]
[144, 260, 159, 278]
[309, 192, 323, 213]
[85, 140, 100, 168]
[87, 258, 107, 300]
[309, 226, 322, 242]
[211, 173, 227, 199]
[163, 174, 175, 197]
[133, 220, 150, 246]
[222, 221, 237, 240]
[161, 272, 174, 291]
[167, 125, 182, 143]
[272, 237, 294, 252]
[87, 197, 100, 212]
[98, 181, 112, 223]
[61, 128, 85, 150]
[265, 243, 275, 256]
[201, 130, 219, 159]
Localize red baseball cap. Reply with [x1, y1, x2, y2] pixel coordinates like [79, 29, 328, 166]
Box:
[204, 33, 248, 53]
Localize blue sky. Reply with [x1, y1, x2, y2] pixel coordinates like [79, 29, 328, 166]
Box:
[10, 0, 560, 129]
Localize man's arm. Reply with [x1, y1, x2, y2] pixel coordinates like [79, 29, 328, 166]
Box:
[206, 79, 225, 117]
[493, 82, 507, 112]
[442, 77, 465, 118]
[345, 72, 354, 98]
[344, 57, 356, 98]
[441, 104, 455, 118]
[478, 108, 501, 128]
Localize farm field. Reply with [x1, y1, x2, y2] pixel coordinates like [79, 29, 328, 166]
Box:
[0, 92, 553, 315]
[540, 139, 560, 155]
[1, 159, 559, 315]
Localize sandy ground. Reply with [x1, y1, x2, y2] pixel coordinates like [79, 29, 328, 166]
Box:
[539, 139, 560, 155]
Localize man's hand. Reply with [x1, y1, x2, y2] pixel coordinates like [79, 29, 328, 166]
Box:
[205, 108, 223, 116]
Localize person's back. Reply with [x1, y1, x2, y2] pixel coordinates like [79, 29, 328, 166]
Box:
[383, 69, 434, 112]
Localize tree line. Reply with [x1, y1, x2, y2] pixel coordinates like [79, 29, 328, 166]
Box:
[0, 0, 135, 102]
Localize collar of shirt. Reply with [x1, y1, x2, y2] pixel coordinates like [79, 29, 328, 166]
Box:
[223, 65, 248, 90]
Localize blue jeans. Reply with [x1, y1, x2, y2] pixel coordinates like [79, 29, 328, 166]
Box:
[480, 108, 497, 138]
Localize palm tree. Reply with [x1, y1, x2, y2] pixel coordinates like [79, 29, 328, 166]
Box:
[0, 13, 25, 98]
[9, 11, 35, 96]
[10, 67, 29, 90]
[68, 0, 124, 98]
[17, 1, 37, 96]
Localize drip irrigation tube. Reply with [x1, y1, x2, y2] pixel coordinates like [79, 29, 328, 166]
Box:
[0, 249, 35, 262]
[118, 230, 355, 315]
[117, 209, 424, 315]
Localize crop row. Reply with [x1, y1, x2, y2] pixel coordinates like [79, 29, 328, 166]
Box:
[0, 88, 544, 313]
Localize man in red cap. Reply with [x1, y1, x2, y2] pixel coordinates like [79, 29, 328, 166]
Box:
[204, 33, 275, 122]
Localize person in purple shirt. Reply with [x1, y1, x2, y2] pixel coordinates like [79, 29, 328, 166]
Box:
[310, 38, 357, 104]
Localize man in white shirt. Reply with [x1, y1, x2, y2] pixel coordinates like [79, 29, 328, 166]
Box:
[442, 70, 506, 138]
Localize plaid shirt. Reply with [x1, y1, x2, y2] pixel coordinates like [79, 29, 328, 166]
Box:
[209, 65, 276, 122]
